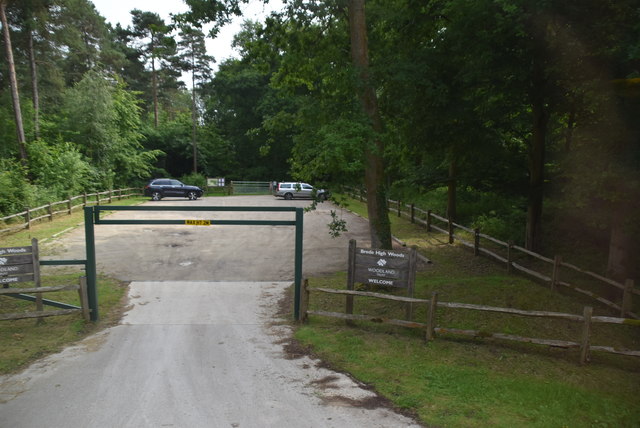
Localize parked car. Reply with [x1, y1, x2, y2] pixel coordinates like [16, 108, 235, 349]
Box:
[144, 179, 203, 201]
[274, 182, 329, 201]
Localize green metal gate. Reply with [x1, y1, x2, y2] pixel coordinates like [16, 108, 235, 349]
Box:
[83, 205, 304, 322]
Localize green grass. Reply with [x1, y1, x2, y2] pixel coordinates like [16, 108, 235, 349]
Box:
[0, 272, 128, 374]
[0, 196, 147, 248]
[297, 196, 640, 427]
[0, 196, 143, 374]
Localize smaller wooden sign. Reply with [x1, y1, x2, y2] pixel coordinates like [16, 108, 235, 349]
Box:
[0, 246, 32, 256]
[0, 242, 38, 286]
[0, 254, 33, 266]
[1, 274, 34, 285]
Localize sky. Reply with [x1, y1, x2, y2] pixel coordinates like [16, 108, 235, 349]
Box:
[90, 0, 283, 72]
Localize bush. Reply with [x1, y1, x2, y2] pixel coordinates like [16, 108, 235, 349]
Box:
[180, 172, 207, 189]
[27, 139, 94, 197]
[388, 184, 527, 244]
[0, 160, 34, 216]
[471, 211, 525, 244]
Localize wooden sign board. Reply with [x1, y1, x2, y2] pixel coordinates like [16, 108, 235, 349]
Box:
[348, 241, 417, 290]
[346, 239, 419, 321]
[353, 247, 412, 288]
[0, 245, 36, 285]
[0, 246, 32, 256]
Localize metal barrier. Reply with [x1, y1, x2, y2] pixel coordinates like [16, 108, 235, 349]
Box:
[83, 205, 304, 321]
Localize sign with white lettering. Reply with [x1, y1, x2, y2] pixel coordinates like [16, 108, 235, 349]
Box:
[0, 264, 34, 275]
[0, 246, 31, 256]
[352, 246, 414, 288]
[0, 246, 36, 285]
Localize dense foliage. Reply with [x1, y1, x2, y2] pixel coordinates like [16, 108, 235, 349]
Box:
[1, 0, 638, 278]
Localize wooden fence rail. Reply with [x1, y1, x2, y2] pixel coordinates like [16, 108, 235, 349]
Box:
[345, 188, 637, 320]
[0, 187, 142, 235]
[0, 277, 90, 322]
[301, 281, 640, 365]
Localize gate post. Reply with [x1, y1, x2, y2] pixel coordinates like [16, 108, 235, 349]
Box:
[294, 208, 304, 320]
[84, 206, 99, 321]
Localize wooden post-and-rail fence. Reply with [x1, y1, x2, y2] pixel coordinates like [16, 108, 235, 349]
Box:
[0, 187, 142, 235]
[299, 279, 640, 365]
[344, 188, 638, 320]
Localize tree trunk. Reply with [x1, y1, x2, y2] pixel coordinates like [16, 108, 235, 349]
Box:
[1, 1, 28, 165]
[607, 201, 638, 285]
[151, 56, 159, 128]
[525, 55, 549, 251]
[191, 66, 198, 173]
[28, 28, 40, 140]
[348, 0, 391, 249]
[564, 104, 575, 153]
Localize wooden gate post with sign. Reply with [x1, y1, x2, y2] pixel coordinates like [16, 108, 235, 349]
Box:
[347, 239, 417, 321]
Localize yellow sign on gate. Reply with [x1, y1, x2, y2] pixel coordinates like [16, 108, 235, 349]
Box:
[185, 220, 211, 226]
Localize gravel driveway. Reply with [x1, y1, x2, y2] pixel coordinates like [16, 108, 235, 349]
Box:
[0, 196, 422, 428]
[44, 195, 373, 282]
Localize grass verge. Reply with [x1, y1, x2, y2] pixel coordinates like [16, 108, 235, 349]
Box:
[0, 197, 147, 248]
[297, 195, 640, 427]
[0, 197, 144, 375]
[0, 272, 128, 374]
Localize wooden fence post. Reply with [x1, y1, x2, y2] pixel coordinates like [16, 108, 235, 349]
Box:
[426, 292, 438, 342]
[397, 200, 402, 217]
[405, 247, 417, 321]
[108, 190, 112, 204]
[25, 209, 31, 230]
[47, 202, 53, 221]
[299, 278, 310, 323]
[410, 204, 415, 224]
[67, 197, 72, 215]
[507, 241, 513, 273]
[426, 210, 432, 232]
[621, 279, 634, 318]
[32, 238, 43, 323]
[448, 217, 454, 244]
[551, 255, 562, 292]
[474, 228, 480, 256]
[95, 192, 100, 206]
[78, 276, 90, 322]
[346, 239, 357, 326]
[83, 193, 87, 207]
[580, 306, 593, 365]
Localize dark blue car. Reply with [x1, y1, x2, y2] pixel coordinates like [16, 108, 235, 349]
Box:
[144, 179, 203, 201]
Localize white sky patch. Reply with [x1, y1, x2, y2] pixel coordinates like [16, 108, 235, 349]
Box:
[90, 0, 284, 79]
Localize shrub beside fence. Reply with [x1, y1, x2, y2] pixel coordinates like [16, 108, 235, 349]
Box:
[344, 188, 638, 320]
[0, 187, 142, 235]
